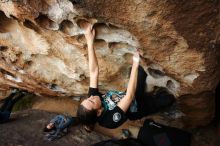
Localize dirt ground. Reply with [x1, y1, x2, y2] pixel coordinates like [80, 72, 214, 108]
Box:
[0, 93, 219, 146]
[0, 109, 218, 146]
[0, 110, 108, 146]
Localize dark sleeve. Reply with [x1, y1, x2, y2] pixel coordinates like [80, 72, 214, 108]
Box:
[98, 106, 127, 129]
[88, 87, 102, 97]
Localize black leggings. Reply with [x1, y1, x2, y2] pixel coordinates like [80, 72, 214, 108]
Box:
[127, 66, 175, 120]
[0, 92, 24, 113]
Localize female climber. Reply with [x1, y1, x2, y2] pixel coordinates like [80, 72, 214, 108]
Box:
[77, 23, 175, 129]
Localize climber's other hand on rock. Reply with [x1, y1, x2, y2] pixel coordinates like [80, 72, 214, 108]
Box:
[133, 51, 140, 65]
[84, 23, 95, 45]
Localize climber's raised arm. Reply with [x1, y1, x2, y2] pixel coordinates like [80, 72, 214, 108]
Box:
[84, 24, 98, 88]
[117, 52, 140, 112]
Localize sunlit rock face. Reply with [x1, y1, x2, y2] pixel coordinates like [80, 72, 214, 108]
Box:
[0, 0, 219, 128]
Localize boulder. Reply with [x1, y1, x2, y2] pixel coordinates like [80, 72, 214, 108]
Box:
[0, 0, 219, 128]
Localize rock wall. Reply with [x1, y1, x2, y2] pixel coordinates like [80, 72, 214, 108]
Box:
[0, 0, 219, 128]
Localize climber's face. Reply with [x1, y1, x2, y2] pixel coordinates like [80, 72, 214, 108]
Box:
[81, 95, 102, 110]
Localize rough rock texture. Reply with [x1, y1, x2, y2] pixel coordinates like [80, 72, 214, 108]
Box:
[0, 0, 220, 128]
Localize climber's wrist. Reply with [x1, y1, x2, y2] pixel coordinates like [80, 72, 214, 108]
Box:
[87, 40, 94, 47]
[132, 52, 140, 66]
[132, 61, 139, 68]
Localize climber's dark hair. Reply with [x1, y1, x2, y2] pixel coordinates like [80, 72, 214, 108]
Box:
[77, 104, 98, 131]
